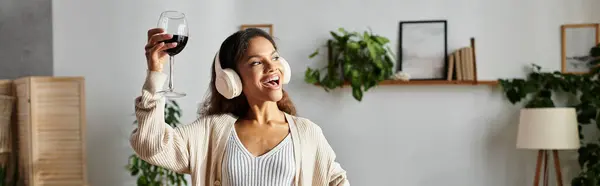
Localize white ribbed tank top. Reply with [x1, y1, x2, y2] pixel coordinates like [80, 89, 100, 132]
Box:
[221, 124, 296, 186]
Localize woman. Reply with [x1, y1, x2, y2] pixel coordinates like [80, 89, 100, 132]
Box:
[130, 27, 349, 186]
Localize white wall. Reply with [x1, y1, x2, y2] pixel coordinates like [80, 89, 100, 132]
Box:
[52, 0, 598, 185]
[52, 0, 237, 185]
[595, 1, 600, 22]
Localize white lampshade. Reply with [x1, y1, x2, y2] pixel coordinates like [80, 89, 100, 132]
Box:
[516, 108, 580, 150]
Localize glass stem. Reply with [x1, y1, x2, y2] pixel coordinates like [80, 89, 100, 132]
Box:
[169, 56, 174, 90]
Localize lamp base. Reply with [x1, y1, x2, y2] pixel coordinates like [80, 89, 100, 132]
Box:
[533, 150, 563, 186]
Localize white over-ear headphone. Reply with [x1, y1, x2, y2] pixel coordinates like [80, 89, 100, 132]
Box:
[214, 51, 291, 99]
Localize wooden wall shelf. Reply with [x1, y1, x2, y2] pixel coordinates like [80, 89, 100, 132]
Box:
[313, 80, 498, 87]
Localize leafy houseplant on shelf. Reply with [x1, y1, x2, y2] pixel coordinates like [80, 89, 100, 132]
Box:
[304, 28, 396, 101]
[498, 44, 600, 186]
[126, 100, 188, 186]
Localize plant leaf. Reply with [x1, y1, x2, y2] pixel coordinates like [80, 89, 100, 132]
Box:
[372, 35, 390, 44]
[352, 86, 363, 101]
[330, 31, 342, 41]
[304, 68, 320, 84]
[590, 45, 600, 57]
[338, 27, 348, 35]
[347, 41, 359, 51]
[309, 49, 319, 58]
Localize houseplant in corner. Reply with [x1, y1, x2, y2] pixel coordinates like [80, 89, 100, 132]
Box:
[304, 28, 396, 101]
[126, 99, 188, 186]
[498, 44, 600, 186]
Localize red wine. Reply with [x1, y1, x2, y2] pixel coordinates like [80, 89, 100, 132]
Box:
[164, 35, 188, 56]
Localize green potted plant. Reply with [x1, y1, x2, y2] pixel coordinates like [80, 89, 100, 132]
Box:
[304, 28, 396, 101]
[498, 44, 600, 186]
[0, 166, 6, 186]
[590, 43, 600, 66]
[126, 99, 188, 186]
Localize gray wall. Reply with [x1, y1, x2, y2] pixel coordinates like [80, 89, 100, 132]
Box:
[0, 0, 52, 79]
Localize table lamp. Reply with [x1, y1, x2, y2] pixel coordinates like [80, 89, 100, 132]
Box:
[516, 108, 580, 186]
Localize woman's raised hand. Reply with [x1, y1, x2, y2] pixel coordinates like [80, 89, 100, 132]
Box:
[144, 28, 178, 72]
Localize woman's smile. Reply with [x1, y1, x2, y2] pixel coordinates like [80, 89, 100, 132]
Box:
[261, 73, 282, 90]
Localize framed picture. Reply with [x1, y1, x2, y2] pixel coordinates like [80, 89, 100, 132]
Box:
[240, 24, 273, 36]
[397, 20, 448, 80]
[561, 23, 600, 74]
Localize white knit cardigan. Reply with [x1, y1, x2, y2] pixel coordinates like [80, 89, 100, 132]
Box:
[130, 71, 350, 186]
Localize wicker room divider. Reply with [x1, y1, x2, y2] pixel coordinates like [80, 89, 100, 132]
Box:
[0, 80, 15, 186]
[1, 77, 88, 186]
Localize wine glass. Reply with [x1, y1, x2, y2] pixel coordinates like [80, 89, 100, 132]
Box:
[157, 10, 189, 98]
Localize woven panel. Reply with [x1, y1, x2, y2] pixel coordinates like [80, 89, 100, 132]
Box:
[34, 80, 84, 185]
[13, 77, 87, 186]
[0, 80, 12, 96]
[0, 80, 16, 186]
[0, 95, 15, 153]
[14, 80, 31, 186]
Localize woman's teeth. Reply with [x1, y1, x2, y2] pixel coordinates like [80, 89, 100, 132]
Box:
[263, 76, 280, 86]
